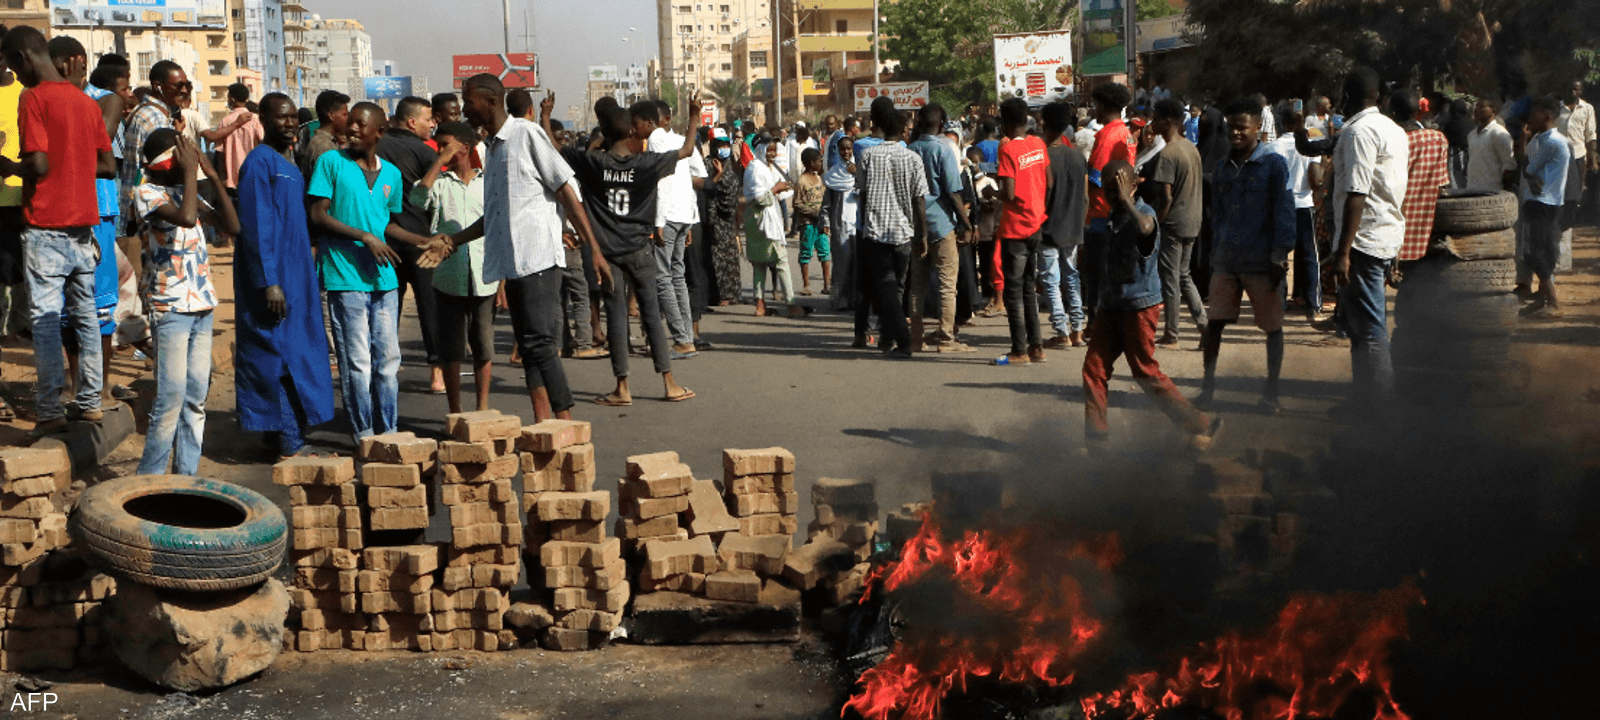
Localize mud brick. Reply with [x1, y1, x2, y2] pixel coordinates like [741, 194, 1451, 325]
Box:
[361, 433, 438, 465]
[621, 469, 692, 500]
[445, 546, 517, 567]
[625, 450, 683, 478]
[436, 441, 495, 465]
[342, 528, 364, 549]
[362, 463, 422, 488]
[505, 602, 555, 633]
[520, 450, 558, 481]
[0, 586, 28, 607]
[553, 584, 628, 613]
[273, 456, 357, 486]
[290, 588, 358, 614]
[452, 522, 510, 547]
[293, 568, 358, 593]
[3, 539, 48, 565]
[542, 626, 607, 651]
[439, 566, 473, 592]
[638, 571, 706, 595]
[441, 481, 497, 505]
[357, 570, 433, 595]
[625, 526, 689, 554]
[554, 608, 623, 633]
[0, 495, 53, 519]
[288, 484, 357, 507]
[540, 537, 622, 568]
[726, 473, 795, 495]
[440, 455, 519, 484]
[812, 477, 874, 507]
[491, 479, 515, 503]
[886, 505, 927, 548]
[543, 558, 626, 590]
[537, 517, 600, 543]
[292, 547, 360, 570]
[0, 446, 68, 481]
[643, 535, 718, 580]
[3, 628, 78, 671]
[622, 492, 690, 520]
[494, 500, 520, 524]
[534, 491, 608, 522]
[448, 502, 498, 528]
[722, 447, 795, 477]
[291, 528, 335, 550]
[617, 514, 680, 540]
[298, 609, 364, 632]
[472, 564, 519, 588]
[736, 514, 793, 537]
[551, 443, 594, 472]
[727, 491, 800, 517]
[363, 546, 440, 575]
[823, 565, 869, 606]
[717, 533, 790, 576]
[684, 479, 740, 536]
[37, 513, 67, 549]
[446, 411, 523, 442]
[817, 501, 880, 525]
[705, 569, 762, 603]
[368, 486, 428, 510]
[361, 590, 431, 615]
[838, 521, 878, 547]
[11, 603, 82, 628]
[424, 631, 452, 651]
[432, 587, 504, 612]
[2, 474, 57, 498]
[518, 419, 592, 452]
[291, 505, 340, 529]
[782, 537, 857, 590]
[0, 519, 38, 545]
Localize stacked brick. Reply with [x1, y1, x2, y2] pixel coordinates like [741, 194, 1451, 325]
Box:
[0, 445, 103, 671]
[0, 564, 116, 672]
[721, 448, 799, 539]
[359, 430, 439, 532]
[787, 478, 878, 605]
[434, 411, 524, 651]
[278, 454, 367, 650]
[0, 447, 71, 571]
[521, 420, 621, 651]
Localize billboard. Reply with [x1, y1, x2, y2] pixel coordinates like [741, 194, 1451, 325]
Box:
[852, 82, 929, 113]
[365, 76, 413, 100]
[993, 30, 1074, 106]
[452, 53, 538, 89]
[50, 0, 227, 29]
[588, 65, 619, 83]
[1080, 0, 1126, 77]
[700, 100, 718, 126]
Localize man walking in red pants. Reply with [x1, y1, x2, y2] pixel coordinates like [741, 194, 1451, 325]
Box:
[1081, 161, 1222, 453]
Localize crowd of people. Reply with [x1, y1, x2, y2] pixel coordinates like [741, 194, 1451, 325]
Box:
[0, 16, 1595, 467]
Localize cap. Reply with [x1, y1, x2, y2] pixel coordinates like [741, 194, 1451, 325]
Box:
[943, 120, 964, 135]
[1128, 116, 1149, 128]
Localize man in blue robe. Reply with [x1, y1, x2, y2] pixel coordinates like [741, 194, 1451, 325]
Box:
[235, 93, 334, 457]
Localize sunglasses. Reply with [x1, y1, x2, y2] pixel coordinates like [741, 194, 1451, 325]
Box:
[170, 81, 193, 91]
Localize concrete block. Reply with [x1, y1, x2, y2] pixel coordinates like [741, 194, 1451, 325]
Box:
[629, 584, 801, 645]
[517, 420, 592, 453]
[684, 479, 739, 536]
[722, 447, 795, 477]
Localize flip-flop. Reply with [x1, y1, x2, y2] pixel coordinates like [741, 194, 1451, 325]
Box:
[593, 395, 633, 407]
[664, 388, 696, 402]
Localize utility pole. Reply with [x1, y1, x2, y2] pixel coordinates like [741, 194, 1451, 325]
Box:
[772, 0, 781, 123]
[1123, 0, 1136, 86]
[872, 0, 879, 82]
[503, 0, 513, 54]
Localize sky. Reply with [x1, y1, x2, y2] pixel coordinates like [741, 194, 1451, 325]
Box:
[310, 0, 658, 122]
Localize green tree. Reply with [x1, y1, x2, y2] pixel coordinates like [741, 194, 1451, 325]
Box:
[660, 79, 681, 119]
[1137, 0, 1181, 21]
[707, 78, 752, 118]
[880, 0, 1078, 109]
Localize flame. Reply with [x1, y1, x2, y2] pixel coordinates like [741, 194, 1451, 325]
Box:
[844, 511, 1426, 720]
[845, 511, 1122, 720]
[1080, 582, 1425, 720]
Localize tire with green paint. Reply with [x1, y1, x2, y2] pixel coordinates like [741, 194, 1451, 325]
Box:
[69, 474, 287, 592]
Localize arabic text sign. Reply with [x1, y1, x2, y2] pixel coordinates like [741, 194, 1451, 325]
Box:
[364, 76, 412, 100]
[50, 0, 228, 28]
[993, 30, 1074, 107]
[852, 82, 929, 113]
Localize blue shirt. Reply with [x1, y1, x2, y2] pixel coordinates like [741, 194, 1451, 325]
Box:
[1183, 116, 1200, 145]
[976, 139, 1000, 164]
[1522, 128, 1570, 206]
[1210, 142, 1296, 273]
[1098, 198, 1163, 312]
[908, 134, 965, 240]
[82, 85, 119, 219]
[306, 150, 403, 293]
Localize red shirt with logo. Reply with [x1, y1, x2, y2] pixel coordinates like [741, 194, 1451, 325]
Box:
[1087, 119, 1137, 221]
[19, 81, 112, 228]
[996, 135, 1048, 239]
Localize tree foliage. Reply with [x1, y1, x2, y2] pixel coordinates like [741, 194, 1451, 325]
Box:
[1137, 0, 1181, 22]
[707, 78, 752, 117]
[660, 79, 681, 117]
[881, 0, 1078, 109]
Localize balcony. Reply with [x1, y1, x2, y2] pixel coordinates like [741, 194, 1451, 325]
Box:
[281, 0, 307, 11]
[793, 33, 871, 53]
[793, 0, 873, 8]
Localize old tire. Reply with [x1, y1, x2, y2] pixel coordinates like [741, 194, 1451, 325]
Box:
[1406, 258, 1517, 295]
[1433, 190, 1518, 235]
[1441, 228, 1517, 261]
[70, 475, 286, 592]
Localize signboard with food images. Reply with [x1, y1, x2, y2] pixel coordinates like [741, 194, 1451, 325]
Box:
[993, 30, 1075, 107]
[853, 82, 930, 113]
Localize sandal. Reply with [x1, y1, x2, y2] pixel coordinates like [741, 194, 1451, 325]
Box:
[593, 394, 632, 407]
[664, 388, 696, 403]
[30, 418, 68, 438]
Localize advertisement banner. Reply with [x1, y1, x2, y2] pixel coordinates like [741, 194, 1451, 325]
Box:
[587, 65, 619, 83]
[852, 81, 929, 113]
[700, 100, 718, 126]
[1080, 0, 1126, 77]
[452, 53, 539, 88]
[1136, 15, 1197, 54]
[364, 76, 412, 100]
[811, 58, 832, 85]
[50, 0, 227, 28]
[993, 30, 1074, 106]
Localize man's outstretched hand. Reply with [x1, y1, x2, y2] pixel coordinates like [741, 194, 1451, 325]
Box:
[416, 235, 455, 270]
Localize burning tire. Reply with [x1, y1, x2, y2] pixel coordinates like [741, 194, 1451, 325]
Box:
[70, 475, 287, 592]
[1433, 190, 1518, 235]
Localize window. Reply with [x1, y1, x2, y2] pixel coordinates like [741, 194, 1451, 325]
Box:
[720, 4, 729, 11]
[207, 34, 226, 48]
[720, 43, 731, 51]
[687, 64, 695, 72]
[695, 3, 701, 9]
[679, 24, 692, 33]
[697, 24, 703, 30]
[721, 63, 731, 71]
[749, 51, 767, 68]
[720, 24, 729, 32]
[836, 19, 848, 34]
[208, 60, 230, 75]
[678, 5, 690, 11]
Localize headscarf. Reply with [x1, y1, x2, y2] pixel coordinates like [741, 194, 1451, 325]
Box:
[823, 135, 856, 192]
[744, 138, 785, 242]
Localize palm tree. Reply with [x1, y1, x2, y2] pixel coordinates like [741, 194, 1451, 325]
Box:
[707, 78, 751, 118]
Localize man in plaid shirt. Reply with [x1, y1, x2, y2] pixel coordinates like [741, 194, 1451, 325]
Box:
[854, 96, 928, 359]
[1394, 90, 1448, 262]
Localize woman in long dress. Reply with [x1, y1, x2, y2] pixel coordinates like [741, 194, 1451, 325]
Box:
[743, 138, 806, 318]
[707, 136, 744, 305]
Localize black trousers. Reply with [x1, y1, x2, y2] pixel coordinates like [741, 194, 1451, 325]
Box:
[605, 247, 672, 379]
[686, 222, 710, 323]
[1001, 233, 1041, 355]
[857, 239, 911, 350]
[1080, 230, 1107, 327]
[393, 241, 441, 366]
[504, 267, 572, 413]
[956, 241, 980, 326]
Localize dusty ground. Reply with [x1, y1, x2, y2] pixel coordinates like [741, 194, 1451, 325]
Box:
[1, 229, 1598, 718]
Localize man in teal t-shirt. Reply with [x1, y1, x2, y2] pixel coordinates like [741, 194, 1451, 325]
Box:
[307, 102, 413, 444]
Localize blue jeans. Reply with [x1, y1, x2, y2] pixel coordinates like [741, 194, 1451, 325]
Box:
[23, 226, 102, 422]
[1292, 208, 1320, 311]
[137, 310, 213, 475]
[1335, 249, 1393, 410]
[327, 289, 400, 443]
[1037, 245, 1085, 337]
[654, 222, 694, 346]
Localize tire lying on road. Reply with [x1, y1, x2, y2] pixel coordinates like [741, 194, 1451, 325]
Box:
[1433, 189, 1518, 235]
[70, 475, 287, 593]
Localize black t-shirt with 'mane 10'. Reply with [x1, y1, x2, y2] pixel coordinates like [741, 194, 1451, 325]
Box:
[560, 147, 679, 258]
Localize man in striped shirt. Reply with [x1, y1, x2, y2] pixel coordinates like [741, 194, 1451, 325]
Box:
[855, 96, 928, 359]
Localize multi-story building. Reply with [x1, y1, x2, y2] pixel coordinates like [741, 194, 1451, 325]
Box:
[730, 23, 774, 125]
[232, 0, 285, 92]
[775, 0, 876, 118]
[282, 0, 312, 106]
[1, 0, 50, 36]
[59, 29, 204, 107]
[656, 0, 769, 107]
[299, 16, 372, 103]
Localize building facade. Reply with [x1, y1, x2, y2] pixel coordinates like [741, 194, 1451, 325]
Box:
[1, 0, 50, 36]
[775, 0, 876, 118]
[731, 23, 773, 125]
[232, 0, 284, 92]
[299, 16, 372, 103]
[656, 0, 771, 107]
[60, 28, 205, 112]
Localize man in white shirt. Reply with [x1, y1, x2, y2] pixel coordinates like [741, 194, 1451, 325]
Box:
[640, 100, 706, 356]
[1558, 80, 1597, 238]
[439, 75, 610, 421]
[1467, 96, 1516, 192]
[1331, 68, 1408, 420]
[1268, 105, 1323, 318]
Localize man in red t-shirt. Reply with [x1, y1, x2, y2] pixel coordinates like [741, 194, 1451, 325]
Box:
[1082, 83, 1136, 327]
[992, 97, 1050, 366]
[0, 27, 116, 434]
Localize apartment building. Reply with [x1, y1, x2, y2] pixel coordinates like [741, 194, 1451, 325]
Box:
[231, 0, 284, 92]
[1, 0, 50, 35]
[656, 0, 771, 103]
[775, 0, 877, 117]
[298, 16, 372, 103]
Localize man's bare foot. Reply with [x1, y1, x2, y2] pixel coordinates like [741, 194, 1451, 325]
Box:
[429, 366, 446, 394]
[755, 299, 766, 317]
